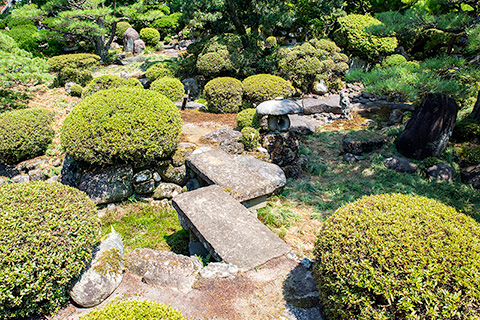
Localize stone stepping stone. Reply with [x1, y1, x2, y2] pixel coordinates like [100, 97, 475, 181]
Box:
[172, 185, 290, 271]
[186, 148, 276, 209]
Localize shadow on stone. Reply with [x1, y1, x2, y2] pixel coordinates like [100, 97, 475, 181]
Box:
[165, 229, 190, 255]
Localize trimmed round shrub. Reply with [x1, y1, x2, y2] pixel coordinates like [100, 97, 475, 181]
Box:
[196, 51, 227, 76]
[265, 36, 277, 47]
[0, 181, 99, 318]
[237, 108, 260, 130]
[239, 127, 260, 150]
[140, 27, 160, 47]
[48, 53, 100, 73]
[150, 76, 185, 102]
[61, 87, 182, 165]
[70, 84, 83, 97]
[382, 54, 407, 67]
[0, 108, 54, 164]
[82, 75, 142, 98]
[116, 21, 132, 39]
[79, 300, 189, 320]
[242, 74, 294, 106]
[204, 77, 243, 113]
[313, 193, 480, 320]
[145, 63, 173, 83]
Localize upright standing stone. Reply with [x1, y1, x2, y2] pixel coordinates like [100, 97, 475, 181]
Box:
[123, 28, 140, 53]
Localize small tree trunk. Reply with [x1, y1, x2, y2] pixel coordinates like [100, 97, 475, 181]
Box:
[470, 90, 480, 122]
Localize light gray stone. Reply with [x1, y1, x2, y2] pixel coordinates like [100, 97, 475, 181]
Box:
[192, 146, 213, 155]
[182, 78, 199, 97]
[172, 185, 290, 271]
[152, 171, 162, 183]
[234, 155, 286, 193]
[220, 139, 244, 155]
[312, 80, 328, 95]
[123, 28, 140, 53]
[288, 115, 317, 135]
[133, 39, 145, 55]
[384, 156, 417, 173]
[157, 163, 188, 186]
[0, 177, 6, 186]
[28, 169, 47, 181]
[256, 98, 303, 116]
[70, 232, 124, 308]
[153, 182, 182, 199]
[11, 174, 29, 183]
[301, 95, 342, 115]
[16, 158, 46, 172]
[199, 262, 238, 280]
[133, 170, 152, 184]
[46, 175, 59, 183]
[202, 128, 242, 143]
[118, 55, 146, 65]
[125, 248, 202, 293]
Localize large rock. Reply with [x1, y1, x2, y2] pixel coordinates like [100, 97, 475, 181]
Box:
[263, 131, 300, 167]
[342, 131, 385, 155]
[384, 156, 417, 173]
[426, 162, 454, 181]
[301, 95, 342, 115]
[288, 115, 318, 135]
[220, 139, 244, 155]
[396, 93, 458, 159]
[153, 182, 183, 199]
[133, 39, 145, 55]
[202, 128, 242, 143]
[462, 164, 480, 188]
[312, 80, 328, 95]
[172, 185, 291, 271]
[123, 28, 140, 53]
[78, 164, 134, 204]
[157, 163, 188, 186]
[70, 232, 124, 308]
[234, 155, 286, 192]
[125, 248, 202, 293]
[182, 78, 199, 98]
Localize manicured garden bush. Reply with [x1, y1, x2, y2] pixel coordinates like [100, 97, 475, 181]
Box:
[116, 21, 132, 39]
[204, 77, 243, 113]
[70, 84, 83, 97]
[61, 87, 182, 165]
[0, 181, 99, 319]
[54, 67, 93, 87]
[237, 108, 260, 130]
[82, 75, 142, 98]
[453, 117, 480, 142]
[150, 76, 185, 102]
[313, 193, 480, 319]
[382, 54, 407, 67]
[0, 89, 30, 112]
[140, 27, 160, 47]
[145, 62, 173, 82]
[242, 74, 294, 106]
[0, 108, 54, 164]
[265, 36, 277, 47]
[79, 300, 189, 320]
[48, 53, 100, 73]
[196, 51, 228, 76]
[239, 127, 260, 150]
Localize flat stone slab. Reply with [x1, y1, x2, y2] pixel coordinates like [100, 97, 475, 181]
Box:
[172, 185, 290, 271]
[186, 148, 275, 203]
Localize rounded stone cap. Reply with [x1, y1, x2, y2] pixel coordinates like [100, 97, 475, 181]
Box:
[256, 97, 303, 116]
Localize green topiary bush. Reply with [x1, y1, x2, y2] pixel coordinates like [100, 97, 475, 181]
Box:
[382, 54, 407, 67]
[0, 181, 100, 319]
[237, 108, 260, 130]
[204, 77, 243, 113]
[196, 51, 228, 76]
[145, 63, 173, 83]
[334, 14, 398, 61]
[0, 108, 54, 164]
[239, 127, 260, 150]
[313, 193, 480, 320]
[140, 27, 160, 47]
[61, 87, 182, 165]
[242, 74, 294, 107]
[150, 76, 185, 102]
[70, 84, 83, 97]
[116, 21, 132, 39]
[82, 75, 142, 98]
[48, 53, 100, 73]
[79, 300, 189, 320]
[265, 36, 277, 47]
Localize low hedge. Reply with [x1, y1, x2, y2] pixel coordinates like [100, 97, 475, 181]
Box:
[79, 300, 189, 320]
[313, 193, 480, 319]
[47, 53, 100, 73]
[140, 27, 160, 47]
[150, 76, 185, 102]
[237, 108, 260, 130]
[0, 108, 54, 164]
[82, 75, 142, 98]
[54, 67, 93, 87]
[145, 63, 173, 83]
[242, 74, 294, 106]
[204, 77, 243, 113]
[0, 182, 99, 318]
[61, 87, 182, 165]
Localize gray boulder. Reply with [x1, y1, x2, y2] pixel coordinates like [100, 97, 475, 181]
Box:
[157, 163, 188, 186]
[133, 39, 145, 55]
[123, 28, 140, 53]
[234, 155, 286, 192]
[153, 182, 183, 199]
[384, 156, 417, 173]
[182, 78, 199, 98]
[288, 115, 317, 135]
[426, 162, 454, 181]
[199, 262, 238, 280]
[16, 157, 47, 173]
[11, 174, 29, 183]
[28, 169, 47, 181]
[342, 131, 385, 155]
[312, 80, 328, 95]
[0, 177, 6, 186]
[301, 95, 342, 115]
[70, 232, 124, 308]
[202, 128, 242, 143]
[134, 180, 155, 195]
[220, 139, 244, 155]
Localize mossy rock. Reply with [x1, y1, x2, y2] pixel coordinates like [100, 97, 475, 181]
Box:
[60, 87, 183, 165]
[79, 300, 189, 320]
[150, 76, 185, 102]
[236, 108, 260, 130]
[204, 77, 243, 113]
[242, 74, 294, 107]
[82, 75, 142, 98]
[0, 181, 99, 319]
[0, 108, 54, 164]
[145, 63, 173, 83]
[313, 193, 480, 319]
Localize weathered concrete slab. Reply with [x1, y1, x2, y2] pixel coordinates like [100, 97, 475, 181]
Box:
[186, 148, 275, 203]
[172, 185, 290, 271]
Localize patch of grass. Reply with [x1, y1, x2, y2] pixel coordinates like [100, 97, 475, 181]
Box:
[100, 202, 189, 254]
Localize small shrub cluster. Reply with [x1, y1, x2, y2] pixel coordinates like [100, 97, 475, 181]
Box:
[48, 54, 100, 87]
[6, 24, 39, 54]
[239, 127, 260, 150]
[150, 77, 185, 102]
[0, 89, 30, 112]
[145, 63, 174, 82]
[82, 75, 142, 98]
[79, 300, 189, 320]
[382, 54, 407, 67]
[313, 193, 480, 319]
[453, 117, 480, 142]
[457, 145, 480, 165]
[151, 12, 182, 37]
[140, 27, 160, 47]
[61, 87, 182, 165]
[204, 77, 243, 113]
[116, 21, 132, 39]
[242, 74, 295, 107]
[237, 108, 260, 130]
[265, 36, 277, 47]
[197, 51, 229, 76]
[0, 108, 54, 164]
[0, 181, 99, 319]
[70, 84, 83, 97]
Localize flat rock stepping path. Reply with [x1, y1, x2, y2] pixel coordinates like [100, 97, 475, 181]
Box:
[173, 185, 290, 271]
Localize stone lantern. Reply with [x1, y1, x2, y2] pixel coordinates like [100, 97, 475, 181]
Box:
[256, 97, 303, 132]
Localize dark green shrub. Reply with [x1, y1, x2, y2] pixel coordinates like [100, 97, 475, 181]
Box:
[0, 181, 99, 318]
[237, 108, 260, 130]
[196, 51, 228, 76]
[0, 108, 54, 164]
[82, 75, 142, 98]
[70, 84, 83, 97]
[242, 74, 294, 106]
[140, 27, 160, 47]
[145, 63, 173, 82]
[382, 54, 407, 67]
[54, 67, 93, 87]
[334, 14, 398, 61]
[150, 77, 185, 102]
[204, 77, 243, 113]
[79, 300, 189, 320]
[194, 34, 242, 77]
[7, 25, 39, 54]
[48, 53, 100, 73]
[239, 127, 260, 150]
[116, 21, 131, 39]
[453, 117, 480, 142]
[61, 87, 183, 165]
[457, 146, 480, 165]
[0, 89, 30, 113]
[313, 193, 480, 320]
